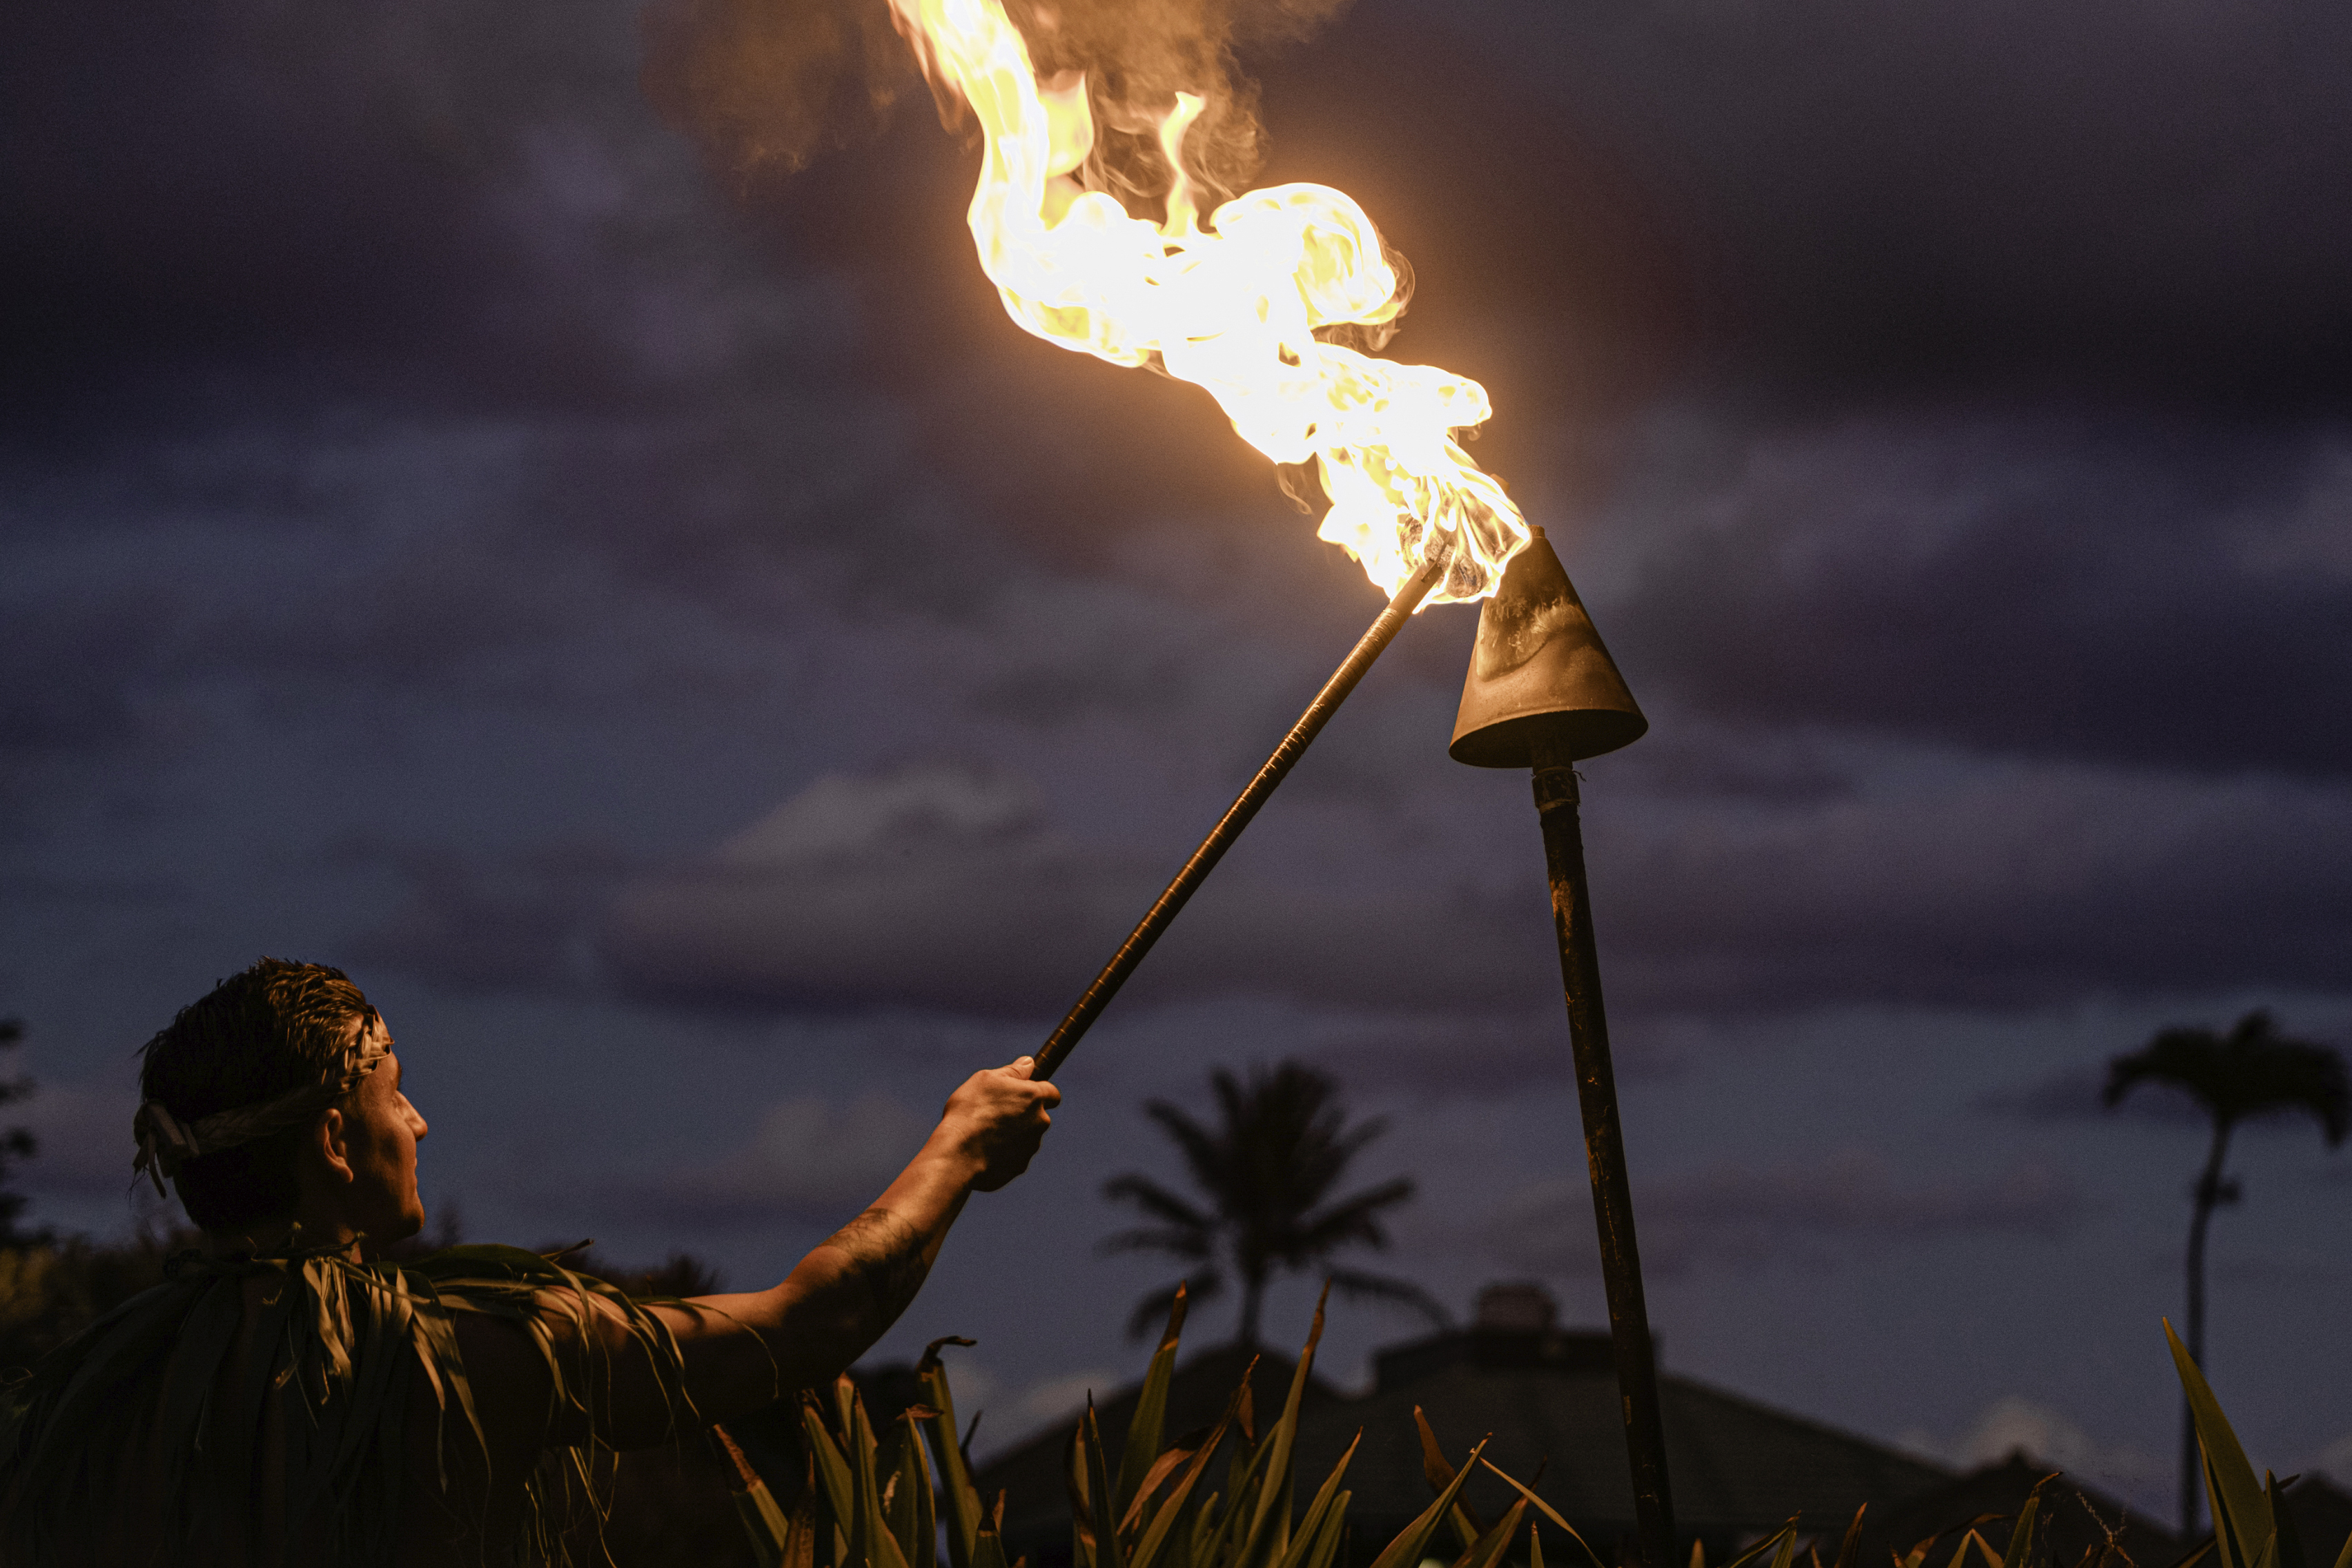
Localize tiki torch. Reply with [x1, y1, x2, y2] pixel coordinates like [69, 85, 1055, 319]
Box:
[1449, 526, 1673, 1568]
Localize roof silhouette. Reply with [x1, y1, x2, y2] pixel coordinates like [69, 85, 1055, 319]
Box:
[1856, 1451, 2179, 1568]
[970, 1316, 1962, 1564]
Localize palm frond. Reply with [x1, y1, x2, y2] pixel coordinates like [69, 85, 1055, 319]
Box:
[1103, 1175, 1217, 1235]
[1098, 1228, 1217, 1262]
[1288, 1179, 1417, 1255]
[1324, 1268, 1452, 1327]
[2107, 1011, 2349, 1139]
[1141, 1102, 1231, 1199]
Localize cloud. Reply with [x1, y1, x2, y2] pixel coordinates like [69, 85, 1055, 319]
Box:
[1438, 0, 2352, 398]
[11, 1078, 141, 1200]
[1975, 1064, 2215, 1130]
[625, 1092, 936, 1228]
[2317, 1433, 2352, 1487]
[1464, 1149, 2080, 1277]
[342, 836, 638, 994]
[1900, 1396, 2169, 1516]
[1609, 415, 2352, 779]
[597, 760, 1553, 1017]
[348, 732, 2352, 1029]
[1593, 747, 2352, 1012]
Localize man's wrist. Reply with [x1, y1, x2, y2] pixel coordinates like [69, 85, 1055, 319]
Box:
[915, 1124, 990, 1190]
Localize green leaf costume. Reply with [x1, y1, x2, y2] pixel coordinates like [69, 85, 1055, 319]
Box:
[0, 1239, 696, 1566]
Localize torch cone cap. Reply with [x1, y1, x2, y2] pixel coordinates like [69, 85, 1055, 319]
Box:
[1449, 527, 1647, 767]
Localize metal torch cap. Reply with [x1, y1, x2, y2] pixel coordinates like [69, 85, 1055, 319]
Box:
[1449, 527, 1648, 767]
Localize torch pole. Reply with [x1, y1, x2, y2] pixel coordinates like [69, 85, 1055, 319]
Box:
[1528, 721, 1675, 1568]
[1030, 552, 1449, 1082]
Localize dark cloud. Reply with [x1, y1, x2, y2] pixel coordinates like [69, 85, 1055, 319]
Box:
[335, 737, 2352, 1025]
[0, 587, 173, 752]
[1448, 0, 2352, 402]
[1609, 415, 2352, 779]
[1597, 752, 2352, 1011]
[1462, 1149, 2081, 1276]
[338, 835, 637, 994]
[0, 3, 518, 421]
[11, 1079, 141, 1201]
[612, 1090, 934, 1228]
[1976, 1064, 2155, 1127]
[596, 761, 1551, 1016]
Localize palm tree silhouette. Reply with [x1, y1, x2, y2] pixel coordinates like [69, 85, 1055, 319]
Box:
[2104, 1008, 2346, 1535]
[0, 1017, 37, 1247]
[1099, 1060, 1448, 1346]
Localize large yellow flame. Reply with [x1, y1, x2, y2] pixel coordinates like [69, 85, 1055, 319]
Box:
[885, 0, 1529, 603]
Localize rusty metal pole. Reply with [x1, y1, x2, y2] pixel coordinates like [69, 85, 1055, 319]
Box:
[1529, 722, 1674, 1568]
[1448, 527, 1671, 1567]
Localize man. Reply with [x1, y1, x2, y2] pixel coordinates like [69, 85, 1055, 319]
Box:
[0, 957, 1060, 1565]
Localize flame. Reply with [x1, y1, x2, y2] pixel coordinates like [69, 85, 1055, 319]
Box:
[884, 0, 1529, 603]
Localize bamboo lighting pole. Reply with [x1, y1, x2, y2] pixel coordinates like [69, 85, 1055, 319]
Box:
[1030, 550, 1450, 1082]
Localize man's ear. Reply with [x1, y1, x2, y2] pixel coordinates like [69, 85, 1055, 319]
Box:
[312, 1107, 355, 1186]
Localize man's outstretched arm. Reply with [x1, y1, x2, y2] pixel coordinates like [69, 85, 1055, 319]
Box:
[538, 1055, 1059, 1448]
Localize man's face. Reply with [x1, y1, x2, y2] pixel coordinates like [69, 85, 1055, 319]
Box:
[339, 1015, 429, 1244]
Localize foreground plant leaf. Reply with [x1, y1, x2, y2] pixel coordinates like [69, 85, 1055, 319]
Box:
[801, 1397, 858, 1535]
[1238, 1283, 1331, 1568]
[1130, 1390, 1246, 1568]
[1991, 1474, 2055, 1568]
[1268, 1431, 1363, 1568]
[713, 1423, 791, 1568]
[1364, 1438, 1490, 1568]
[1121, 1287, 1190, 1517]
[2168, 1319, 2272, 1568]
[919, 1337, 986, 1568]
[1417, 1407, 1486, 1554]
[1477, 1457, 1606, 1568]
[1830, 1506, 1867, 1568]
[1451, 1496, 1531, 1568]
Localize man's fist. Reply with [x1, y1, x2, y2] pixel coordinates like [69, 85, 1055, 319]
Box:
[937, 1057, 1061, 1192]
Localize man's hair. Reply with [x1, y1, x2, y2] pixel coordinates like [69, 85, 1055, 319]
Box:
[138, 957, 380, 1232]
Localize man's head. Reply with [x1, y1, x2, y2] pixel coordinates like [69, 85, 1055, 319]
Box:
[138, 958, 428, 1244]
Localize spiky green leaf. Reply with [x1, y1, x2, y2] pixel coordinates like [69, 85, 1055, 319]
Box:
[2168, 1319, 2272, 1565]
[1121, 1287, 1190, 1514]
[919, 1337, 985, 1568]
[1362, 1439, 1489, 1568]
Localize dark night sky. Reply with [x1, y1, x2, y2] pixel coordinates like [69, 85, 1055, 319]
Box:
[3, 0, 2349, 1509]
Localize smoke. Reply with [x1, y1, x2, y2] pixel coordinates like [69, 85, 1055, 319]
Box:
[640, 0, 1355, 208]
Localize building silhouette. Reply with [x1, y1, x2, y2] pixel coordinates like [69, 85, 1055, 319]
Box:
[969, 1284, 2184, 1568]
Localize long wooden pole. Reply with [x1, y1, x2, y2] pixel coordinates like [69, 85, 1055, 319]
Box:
[1031, 553, 1449, 1081]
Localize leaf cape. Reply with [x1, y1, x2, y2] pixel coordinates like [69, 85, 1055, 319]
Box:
[0, 1242, 695, 1567]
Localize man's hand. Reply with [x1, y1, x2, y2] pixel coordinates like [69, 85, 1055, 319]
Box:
[932, 1055, 1061, 1193]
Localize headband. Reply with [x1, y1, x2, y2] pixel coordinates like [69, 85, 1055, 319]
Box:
[132, 1034, 391, 1197]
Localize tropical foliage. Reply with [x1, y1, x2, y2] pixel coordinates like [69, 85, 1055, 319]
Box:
[1099, 1061, 1446, 1344]
[723, 1289, 2352, 1568]
[2105, 1009, 2348, 1532]
[725, 1284, 1598, 1568]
